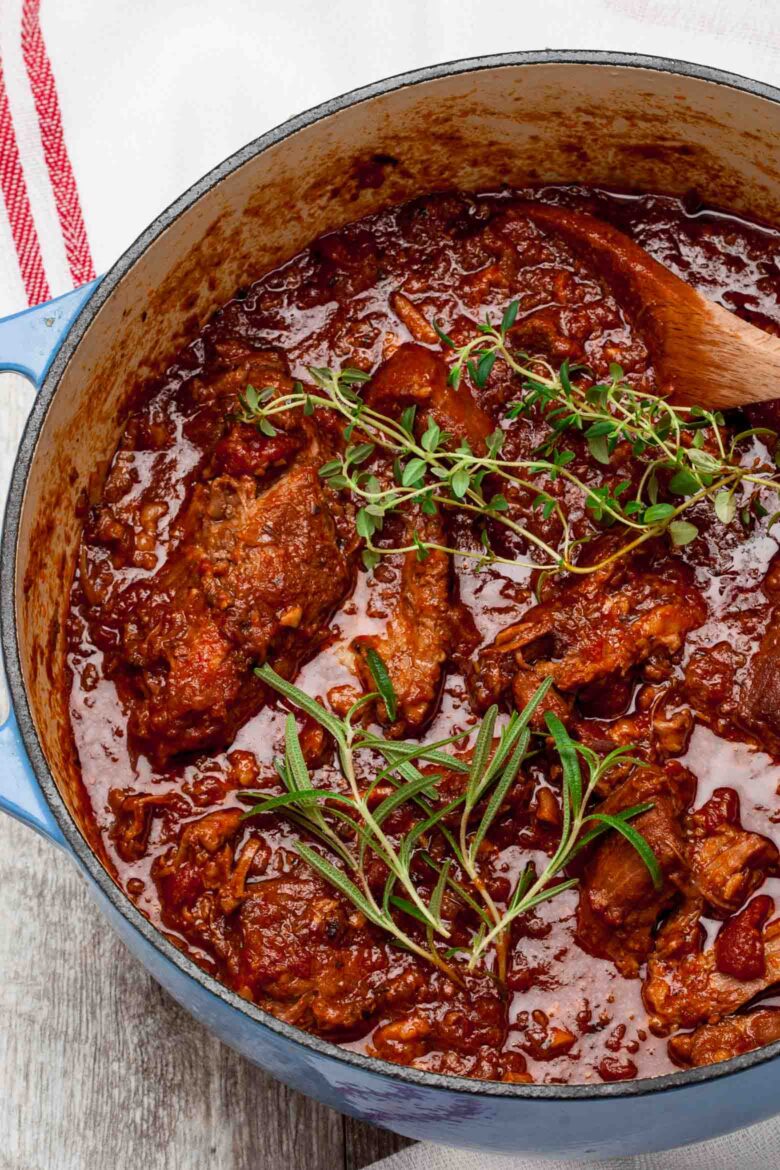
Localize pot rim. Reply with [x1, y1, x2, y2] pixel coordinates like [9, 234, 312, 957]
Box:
[6, 48, 780, 1102]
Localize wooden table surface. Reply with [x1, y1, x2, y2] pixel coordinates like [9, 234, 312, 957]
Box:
[0, 372, 410, 1170]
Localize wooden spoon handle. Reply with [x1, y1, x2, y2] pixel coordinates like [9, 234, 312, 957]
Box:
[517, 202, 780, 409]
[516, 201, 701, 328]
[663, 297, 780, 408]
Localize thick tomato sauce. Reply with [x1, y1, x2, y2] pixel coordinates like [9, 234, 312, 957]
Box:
[67, 187, 780, 1084]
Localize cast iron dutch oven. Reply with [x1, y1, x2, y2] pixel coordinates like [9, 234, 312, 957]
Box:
[4, 51, 780, 1159]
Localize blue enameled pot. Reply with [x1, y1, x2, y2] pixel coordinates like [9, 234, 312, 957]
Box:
[4, 52, 780, 1159]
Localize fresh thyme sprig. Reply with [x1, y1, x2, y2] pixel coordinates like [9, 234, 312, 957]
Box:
[441, 307, 780, 548]
[242, 663, 659, 983]
[237, 301, 780, 578]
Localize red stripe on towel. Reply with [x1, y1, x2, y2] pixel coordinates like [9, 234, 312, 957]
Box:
[0, 57, 50, 305]
[21, 0, 95, 286]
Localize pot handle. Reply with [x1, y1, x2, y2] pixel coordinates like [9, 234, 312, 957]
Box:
[0, 278, 100, 385]
[0, 279, 101, 849]
[0, 706, 66, 848]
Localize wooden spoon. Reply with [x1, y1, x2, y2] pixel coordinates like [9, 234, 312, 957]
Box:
[517, 202, 780, 410]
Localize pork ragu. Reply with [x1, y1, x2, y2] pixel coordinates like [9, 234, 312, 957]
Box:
[67, 187, 780, 1085]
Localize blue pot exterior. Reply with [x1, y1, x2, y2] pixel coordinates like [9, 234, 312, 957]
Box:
[6, 52, 780, 1159]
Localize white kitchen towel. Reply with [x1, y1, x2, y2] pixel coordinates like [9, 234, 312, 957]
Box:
[3, 2, 780, 1169]
[2, 0, 780, 317]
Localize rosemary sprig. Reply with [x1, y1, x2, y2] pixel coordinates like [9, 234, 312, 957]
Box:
[466, 715, 659, 969]
[242, 665, 658, 982]
[238, 302, 780, 578]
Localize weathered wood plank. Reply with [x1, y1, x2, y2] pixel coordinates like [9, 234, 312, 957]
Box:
[343, 1116, 413, 1170]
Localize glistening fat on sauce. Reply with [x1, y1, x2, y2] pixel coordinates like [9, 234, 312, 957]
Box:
[67, 187, 780, 1085]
